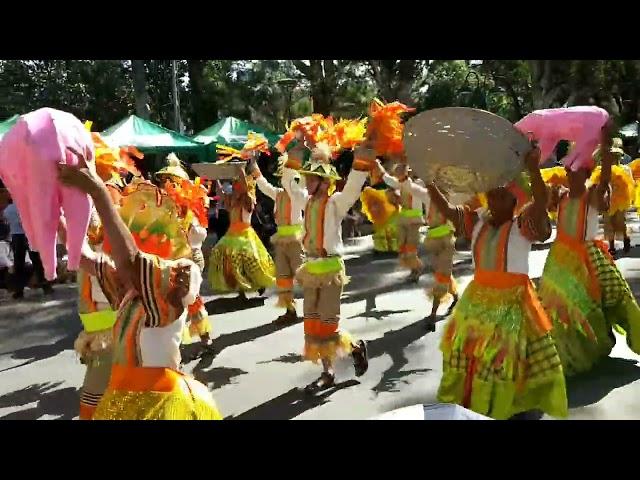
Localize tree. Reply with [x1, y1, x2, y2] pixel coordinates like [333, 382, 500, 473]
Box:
[291, 60, 347, 115]
[367, 60, 429, 105]
[132, 60, 150, 119]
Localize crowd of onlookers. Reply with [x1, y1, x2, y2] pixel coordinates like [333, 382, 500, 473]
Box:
[0, 197, 56, 299]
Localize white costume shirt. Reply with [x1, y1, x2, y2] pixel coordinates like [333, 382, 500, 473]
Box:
[255, 170, 305, 226]
[282, 167, 368, 257]
[470, 212, 532, 276]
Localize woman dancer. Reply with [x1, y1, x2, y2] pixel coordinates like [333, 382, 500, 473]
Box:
[428, 145, 568, 419]
[207, 168, 275, 299]
[59, 159, 221, 420]
[539, 131, 640, 376]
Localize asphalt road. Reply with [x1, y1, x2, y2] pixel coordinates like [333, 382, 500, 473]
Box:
[2, 219, 640, 420]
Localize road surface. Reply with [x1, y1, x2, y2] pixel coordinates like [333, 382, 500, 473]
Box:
[2, 219, 640, 420]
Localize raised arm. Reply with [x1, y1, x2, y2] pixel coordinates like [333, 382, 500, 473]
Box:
[410, 178, 431, 207]
[280, 146, 310, 201]
[382, 171, 401, 190]
[520, 145, 552, 242]
[58, 157, 138, 289]
[592, 122, 614, 212]
[248, 158, 279, 201]
[331, 142, 377, 218]
[426, 183, 461, 224]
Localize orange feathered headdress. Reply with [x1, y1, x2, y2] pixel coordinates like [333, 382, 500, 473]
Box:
[163, 176, 210, 229]
[85, 122, 142, 183]
[367, 98, 415, 157]
[275, 114, 340, 156]
[217, 132, 271, 162]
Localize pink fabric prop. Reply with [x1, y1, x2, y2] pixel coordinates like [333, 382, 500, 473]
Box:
[514, 106, 609, 172]
[0, 108, 95, 280]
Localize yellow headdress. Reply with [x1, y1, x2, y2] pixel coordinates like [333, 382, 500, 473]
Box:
[103, 181, 191, 260]
[157, 153, 190, 181]
[84, 121, 142, 185]
[299, 141, 341, 181]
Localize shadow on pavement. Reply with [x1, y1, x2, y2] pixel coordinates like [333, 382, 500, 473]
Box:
[0, 334, 77, 373]
[342, 259, 473, 306]
[230, 379, 360, 420]
[192, 366, 248, 391]
[231, 316, 443, 419]
[257, 353, 304, 365]
[347, 306, 412, 321]
[204, 296, 266, 315]
[0, 382, 77, 420]
[187, 315, 304, 367]
[567, 357, 640, 409]
[367, 317, 442, 394]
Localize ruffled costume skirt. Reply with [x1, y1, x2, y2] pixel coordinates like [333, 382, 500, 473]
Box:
[93, 365, 222, 420]
[207, 222, 275, 293]
[372, 214, 400, 253]
[538, 233, 640, 376]
[296, 256, 353, 363]
[438, 270, 568, 420]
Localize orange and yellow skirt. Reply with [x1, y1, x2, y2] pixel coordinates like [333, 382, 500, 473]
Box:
[438, 270, 568, 420]
[93, 365, 222, 420]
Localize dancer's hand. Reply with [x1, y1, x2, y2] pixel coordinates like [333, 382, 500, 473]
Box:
[524, 144, 541, 172]
[601, 118, 614, 148]
[57, 163, 101, 195]
[354, 138, 377, 163]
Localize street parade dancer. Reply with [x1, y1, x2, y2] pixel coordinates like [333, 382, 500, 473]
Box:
[59, 155, 221, 420]
[382, 160, 427, 282]
[429, 145, 568, 420]
[422, 185, 459, 324]
[207, 140, 276, 300]
[538, 128, 640, 376]
[73, 128, 142, 419]
[377, 160, 459, 319]
[244, 134, 306, 324]
[157, 153, 212, 348]
[360, 184, 401, 254]
[278, 117, 376, 394]
[591, 138, 634, 255]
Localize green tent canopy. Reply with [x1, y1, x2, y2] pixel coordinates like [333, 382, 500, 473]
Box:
[101, 115, 207, 164]
[0, 114, 20, 141]
[193, 116, 282, 152]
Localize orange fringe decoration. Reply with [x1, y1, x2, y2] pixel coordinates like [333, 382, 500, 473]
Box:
[217, 132, 271, 162]
[89, 129, 142, 183]
[629, 158, 640, 182]
[334, 118, 367, 150]
[163, 177, 210, 228]
[367, 98, 415, 157]
[276, 114, 338, 154]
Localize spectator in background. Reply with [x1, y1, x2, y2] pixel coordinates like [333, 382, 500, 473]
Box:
[252, 197, 276, 251]
[2, 197, 53, 299]
[342, 207, 362, 240]
[0, 220, 11, 289]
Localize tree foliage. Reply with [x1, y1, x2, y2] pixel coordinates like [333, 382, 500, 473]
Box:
[2, 59, 639, 138]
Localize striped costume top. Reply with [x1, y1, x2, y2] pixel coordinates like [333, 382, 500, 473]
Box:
[95, 251, 201, 370]
[557, 191, 599, 242]
[463, 206, 550, 275]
